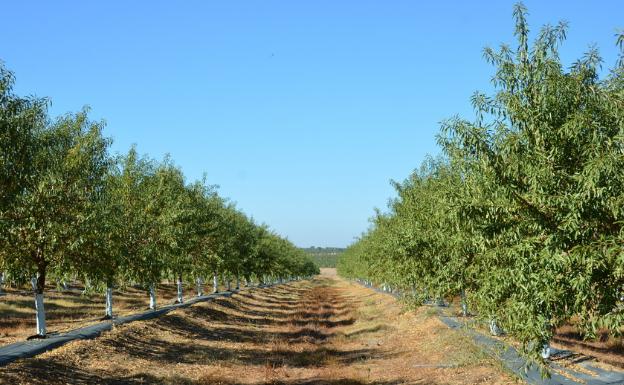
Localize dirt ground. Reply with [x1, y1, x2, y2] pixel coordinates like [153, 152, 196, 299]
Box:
[0, 270, 518, 385]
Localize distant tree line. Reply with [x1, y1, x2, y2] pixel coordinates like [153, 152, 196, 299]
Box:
[301, 247, 345, 268]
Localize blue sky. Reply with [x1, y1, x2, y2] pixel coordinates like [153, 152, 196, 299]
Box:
[2, 1, 622, 247]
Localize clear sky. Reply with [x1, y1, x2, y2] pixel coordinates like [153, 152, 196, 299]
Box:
[1, 1, 622, 247]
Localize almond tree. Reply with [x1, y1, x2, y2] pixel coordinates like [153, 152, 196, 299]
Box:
[152, 161, 191, 303]
[112, 149, 166, 310]
[0, 63, 47, 292]
[184, 179, 221, 297]
[3, 109, 110, 336]
[440, 4, 624, 359]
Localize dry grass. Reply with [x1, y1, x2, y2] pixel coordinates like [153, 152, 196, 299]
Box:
[0, 272, 517, 384]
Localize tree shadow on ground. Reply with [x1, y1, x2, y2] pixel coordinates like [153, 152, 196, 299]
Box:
[220, 296, 300, 315]
[152, 313, 314, 343]
[238, 293, 301, 307]
[190, 300, 293, 326]
[97, 330, 394, 368]
[0, 359, 169, 385]
[0, 359, 427, 385]
[233, 291, 300, 308]
[197, 299, 355, 330]
[285, 318, 355, 329]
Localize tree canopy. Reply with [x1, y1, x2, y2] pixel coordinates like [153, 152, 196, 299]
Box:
[338, 4, 624, 362]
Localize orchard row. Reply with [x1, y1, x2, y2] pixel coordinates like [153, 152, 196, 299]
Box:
[0, 63, 318, 337]
[338, 5, 624, 362]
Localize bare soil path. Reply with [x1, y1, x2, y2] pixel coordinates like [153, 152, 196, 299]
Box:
[0, 271, 517, 384]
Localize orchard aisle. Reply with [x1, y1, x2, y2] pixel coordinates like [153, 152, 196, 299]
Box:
[0, 270, 515, 385]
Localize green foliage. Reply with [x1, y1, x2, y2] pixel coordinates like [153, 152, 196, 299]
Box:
[338, 4, 624, 363]
[0, 60, 317, 310]
[2, 105, 111, 293]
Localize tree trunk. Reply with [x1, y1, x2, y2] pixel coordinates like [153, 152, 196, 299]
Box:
[34, 292, 46, 336]
[196, 277, 203, 296]
[541, 341, 551, 359]
[541, 321, 552, 359]
[227, 278, 231, 291]
[176, 275, 183, 303]
[105, 283, 113, 318]
[235, 275, 240, 290]
[460, 289, 468, 317]
[0, 272, 4, 294]
[212, 272, 218, 293]
[489, 319, 503, 336]
[32, 268, 47, 336]
[149, 284, 157, 310]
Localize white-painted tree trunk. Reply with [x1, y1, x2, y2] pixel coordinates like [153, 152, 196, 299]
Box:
[213, 273, 219, 293]
[31, 276, 46, 336]
[489, 319, 503, 336]
[196, 277, 203, 296]
[0, 272, 4, 293]
[460, 289, 468, 317]
[227, 279, 231, 291]
[149, 284, 157, 310]
[541, 342, 551, 359]
[235, 275, 240, 290]
[541, 320, 552, 359]
[105, 285, 113, 318]
[35, 293, 46, 336]
[176, 276, 183, 303]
